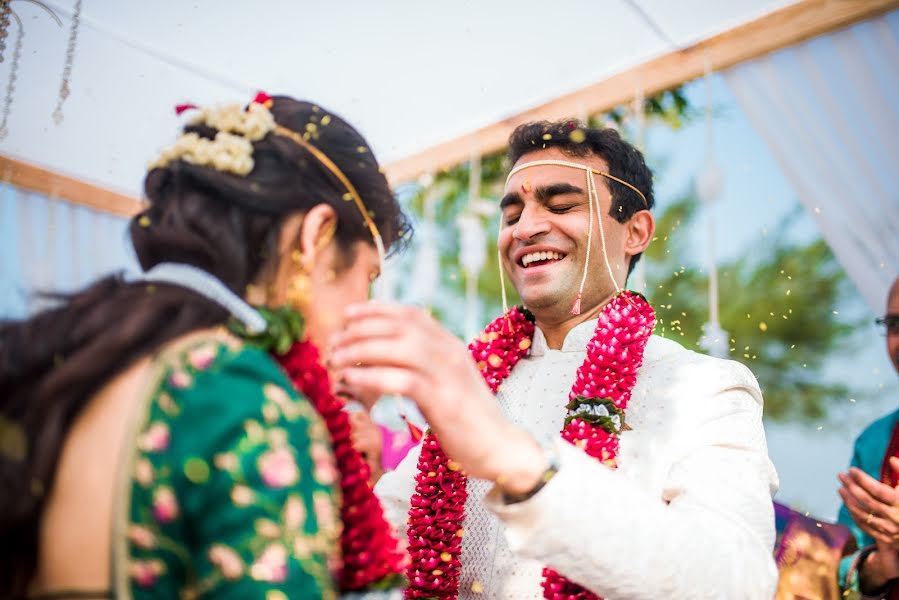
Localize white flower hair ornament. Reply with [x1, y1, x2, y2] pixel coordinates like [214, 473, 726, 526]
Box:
[147, 92, 387, 270]
[148, 93, 277, 176]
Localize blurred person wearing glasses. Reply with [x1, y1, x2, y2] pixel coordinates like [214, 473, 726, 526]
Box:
[838, 275, 899, 598]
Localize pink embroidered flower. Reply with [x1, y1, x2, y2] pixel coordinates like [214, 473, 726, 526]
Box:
[129, 559, 165, 588]
[231, 484, 255, 506]
[313, 492, 337, 531]
[262, 402, 279, 424]
[188, 344, 217, 370]
[284, 495, 306, 530]
[258, 447, 299, 488]
[168, 370, 192, 389]
[214, 452, 239, 472]
[311, 443, 338, 485]
[209, 544, 244, 580]
[264, 383, 291, 408]
[255, 518, 281, 539]
[128, 524, 156, 549]
[152, 486, 179, 523]
[139, 422, 170, 453]
[249, 543, 288, 583]
[134, 458, 154, 487]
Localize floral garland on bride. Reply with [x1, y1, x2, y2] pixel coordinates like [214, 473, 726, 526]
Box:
[234, 307, 408, 593]
[404, 291, 655, 599]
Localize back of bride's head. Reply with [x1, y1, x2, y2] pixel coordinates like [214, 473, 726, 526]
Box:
[0, 95, 410, 593]
[134, 96, 409, 290]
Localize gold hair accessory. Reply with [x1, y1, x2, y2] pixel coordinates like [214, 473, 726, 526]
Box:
[149, 97, 385, 273]
[272, 124, 386, 271]
[499, 159, 647, 315]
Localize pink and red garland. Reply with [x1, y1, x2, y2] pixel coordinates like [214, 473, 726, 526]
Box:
[276, 340, 408, 591]
[405, 291, 655, 600]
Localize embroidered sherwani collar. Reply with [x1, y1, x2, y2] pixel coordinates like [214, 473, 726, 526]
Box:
[531, 319, 669, 368]
[530, 318, 598, 357]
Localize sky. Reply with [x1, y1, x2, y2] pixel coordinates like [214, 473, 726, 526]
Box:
[2, 1, 896, 521]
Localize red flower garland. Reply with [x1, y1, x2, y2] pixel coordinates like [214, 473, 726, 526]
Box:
[276, 340, 408, 591]
[406, 292, 655, 599]
[405, 307, 535, 598]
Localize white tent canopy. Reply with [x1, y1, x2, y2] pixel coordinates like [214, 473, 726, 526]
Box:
[5, 0, 796, 197]
[1, 0, 896, 313]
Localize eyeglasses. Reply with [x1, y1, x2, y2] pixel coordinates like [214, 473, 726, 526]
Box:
[875, 314, 899, 335]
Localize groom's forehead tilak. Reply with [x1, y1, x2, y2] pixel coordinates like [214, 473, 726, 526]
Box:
[499, 181, 586, 210]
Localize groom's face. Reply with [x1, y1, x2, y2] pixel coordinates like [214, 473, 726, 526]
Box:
[499, 147, 629, 315]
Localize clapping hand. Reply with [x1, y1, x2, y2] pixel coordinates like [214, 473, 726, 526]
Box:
[838, 457, 899, 588]
[839, 458, 899, 549]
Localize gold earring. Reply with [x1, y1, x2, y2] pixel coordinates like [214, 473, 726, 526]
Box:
[286, 250, 313, 310]
[287, 268, 312, 310]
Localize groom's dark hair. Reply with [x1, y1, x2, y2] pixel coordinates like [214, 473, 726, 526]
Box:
[507, 120, 655, 277]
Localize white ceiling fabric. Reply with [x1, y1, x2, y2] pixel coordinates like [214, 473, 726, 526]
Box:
[2, 0, 794, 197]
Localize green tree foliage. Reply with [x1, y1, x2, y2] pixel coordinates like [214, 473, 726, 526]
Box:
[645, 196, 856, 422]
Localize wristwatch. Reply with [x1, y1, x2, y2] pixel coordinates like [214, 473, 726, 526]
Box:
[500, 434, 561, 505]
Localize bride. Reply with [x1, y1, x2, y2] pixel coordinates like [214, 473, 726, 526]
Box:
[0, 94, 410, 599]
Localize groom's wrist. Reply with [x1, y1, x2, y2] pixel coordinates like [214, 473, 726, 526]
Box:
[495, 430, 558, 501]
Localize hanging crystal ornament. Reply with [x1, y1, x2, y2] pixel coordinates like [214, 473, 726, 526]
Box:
[0, 0, 61, 140]
[0, 10, 21, 140]
[0, 1, 11, 63]
[0, 0, 63, 60]
[52, 0, 82, 125]
[696, 52, 729, 359]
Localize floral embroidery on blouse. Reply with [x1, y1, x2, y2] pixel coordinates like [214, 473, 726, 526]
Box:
[122, 333, 340, 599]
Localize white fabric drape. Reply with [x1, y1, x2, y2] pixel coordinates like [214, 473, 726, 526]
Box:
[0, 184, 138, 318]
[724, 11, 899, 314]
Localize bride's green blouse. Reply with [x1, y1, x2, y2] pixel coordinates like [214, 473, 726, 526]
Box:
[114, 331, 340, 599]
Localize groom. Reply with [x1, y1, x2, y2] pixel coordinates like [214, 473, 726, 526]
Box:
[330, 120, 779, 599]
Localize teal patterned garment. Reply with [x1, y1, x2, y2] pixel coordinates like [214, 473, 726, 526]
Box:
[113, 330, 341, 599]
[838, 407, 899, 593]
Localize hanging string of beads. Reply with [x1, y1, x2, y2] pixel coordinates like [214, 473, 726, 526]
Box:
[0, 0, 63, 138]
[52, 0, 82, 125]
[0, 9, 21, 140]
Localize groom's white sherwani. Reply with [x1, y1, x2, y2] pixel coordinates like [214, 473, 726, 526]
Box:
[376, 319, 779, 599]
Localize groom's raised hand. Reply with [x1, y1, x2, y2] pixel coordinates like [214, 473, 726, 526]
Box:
[329, 302, 545, 494]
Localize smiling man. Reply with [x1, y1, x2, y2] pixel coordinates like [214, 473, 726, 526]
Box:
[331, 120, 779, 599]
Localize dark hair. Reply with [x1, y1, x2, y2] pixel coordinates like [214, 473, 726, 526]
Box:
[507, 119, 654, 277]
[0, 96, 411, 593]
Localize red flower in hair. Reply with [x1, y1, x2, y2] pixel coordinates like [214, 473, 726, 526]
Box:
[253, 92, 274, 108]
[175, 103, 198, 115]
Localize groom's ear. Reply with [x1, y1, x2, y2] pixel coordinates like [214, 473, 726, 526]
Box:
[624, 210, 654, 260]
